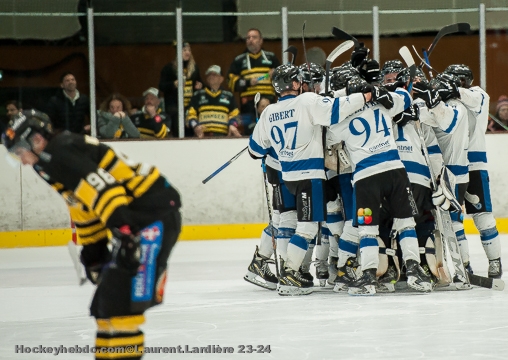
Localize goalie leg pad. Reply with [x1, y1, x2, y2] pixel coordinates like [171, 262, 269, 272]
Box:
[421, 237, 439, 278]
[473, 212, 501, 260]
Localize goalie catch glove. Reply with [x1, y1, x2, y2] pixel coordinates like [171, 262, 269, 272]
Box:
[412, 82, 441, 109]
[111, 225, 141, 276]
[393, 103, 420, 126]
[431, 167, 461, 212]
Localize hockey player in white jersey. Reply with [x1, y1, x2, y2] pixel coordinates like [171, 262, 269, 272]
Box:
[413, 73, 473, 274]
[327, 76, 432, 295]
[248, 64, 373, 295]
[444, 64, 503, 278]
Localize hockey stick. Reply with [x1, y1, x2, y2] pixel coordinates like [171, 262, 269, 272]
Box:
[425, 23, 470, 60]
[301, 21, 316, 92]
[412, 45, 440, 74]
[284, 45, 298, 65]
[324, 40, 355, 94]
[488, 113, 508, 131]
[253, 92, 261, 122]
[202, 146, 248, 184]
[398, 46, 416, 92]
[67, 240, 87, 285]
[331, 27, 360, 49]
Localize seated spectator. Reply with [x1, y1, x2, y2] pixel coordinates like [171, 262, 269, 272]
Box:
[187, 65, 241, 138]
[488, 95, 508, 132]
[130, 87, 170, 139]
[159, 41, 202, 137]
[6, 100, 23, 120]
[97, 93, 140, 139]
[246, 96, 271, 134]
[46, 72, 90, 134]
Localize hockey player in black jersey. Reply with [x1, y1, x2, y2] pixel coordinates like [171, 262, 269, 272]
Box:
[2, 110, 181, 360]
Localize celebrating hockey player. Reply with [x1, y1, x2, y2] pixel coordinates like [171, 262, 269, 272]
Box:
[2, 110, 182, 360]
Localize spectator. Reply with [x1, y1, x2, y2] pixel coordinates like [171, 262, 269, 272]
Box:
[46, 72, 90, 134]
[256, 96, 271, 116]
[227, 28, 280, 134]
[488, 95, 508, 132]
[130, 87, 169, 139]
[6, 100, 23, 120]
[186, 65, 241, 138]
[159, 41, 202, 137]
[97, 93, 140, 139]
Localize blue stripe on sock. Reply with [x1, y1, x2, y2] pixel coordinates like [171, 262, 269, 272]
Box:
[455, 229, 466, 242]
[289, 234, 309, 250]
[339, 238, 358, 254]
[480, 227, 499, 241]
[398, 228, 417, 243]
[322, 226, 333, 237]
[359, 237, 378, 248]
[327, 213, 344, 223]
[277, 227, 295, 239]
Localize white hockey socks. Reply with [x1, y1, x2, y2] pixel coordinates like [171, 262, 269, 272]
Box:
[474, 213, 502, 260]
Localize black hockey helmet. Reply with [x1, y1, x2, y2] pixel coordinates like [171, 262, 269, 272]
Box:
[381, 59, 404, 77]
[272, 64, 302, 94]
[299, 62, 325, 84]
[330, 67, 359, 91]
[430, 72, 461, 91]
[346, 75, 369, 95]
[1, 110, 53, 156]
[414, 67, 429, 85]
[444, 64, 473, 87]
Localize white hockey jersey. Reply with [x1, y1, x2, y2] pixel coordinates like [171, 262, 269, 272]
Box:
[327, 89, 411, 184]
[458, 86, 490, 171]
[419, 99, 469, 184]
[249, 92, 366, 182]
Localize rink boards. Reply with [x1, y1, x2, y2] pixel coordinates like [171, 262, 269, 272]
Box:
[1, 135, 508, 247]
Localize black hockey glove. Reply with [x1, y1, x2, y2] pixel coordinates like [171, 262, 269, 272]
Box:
[350, 43, 369, 68]
[412, 82, 441, 109]
[358, 59, 380, 84]
[436, 79, 461, 102]
[346, 78, 371, 96]
[80, 239, 112, 285]
[383, 79, 407, 92]
[111, 225, 141, 276]
[393, 103, 420, 126]
[371, 86, 394, 109]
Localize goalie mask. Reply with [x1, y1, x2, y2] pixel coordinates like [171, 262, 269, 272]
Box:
[1, 110, 53, 159]
[444, 64, 473, 88]
[272, 64, 302, 94]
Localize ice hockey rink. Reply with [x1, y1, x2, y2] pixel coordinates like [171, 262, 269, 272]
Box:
[0, 235, 507, 360]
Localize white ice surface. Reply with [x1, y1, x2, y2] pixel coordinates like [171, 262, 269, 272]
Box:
[0, 235, 507, 360]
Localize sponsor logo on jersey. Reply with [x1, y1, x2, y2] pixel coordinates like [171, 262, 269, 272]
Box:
[369, 140, 390, 152]
[219, 97, 230, 104]
[279, 149, 294, 158]
[261, 59, 273, 65]
[301, 192, 311, 221]
[397, 145, 413, 153]
[357, 208, 373, 225]
[142, 226, 161, 241]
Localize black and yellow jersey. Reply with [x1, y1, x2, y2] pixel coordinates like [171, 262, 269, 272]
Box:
[227, 49, 280, 100]
[32, 132, 178, 245]
[186, 88, 239, 135]
[130, 107, 169, 139]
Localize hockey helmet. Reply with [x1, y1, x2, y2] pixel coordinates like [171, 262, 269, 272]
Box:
[299, 62, 325, 84]
[381, 59, 404, 77]
[444, 64, 473, 87]
[272, 64, 302, 94]
[430, 72, 461, 91]
[346, 75, 369, 95]
[1, 110, 53, 157]
[330, 67, 359, 91]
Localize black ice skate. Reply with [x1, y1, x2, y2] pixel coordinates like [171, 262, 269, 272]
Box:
[347, 268, 377, 296]
[377, 265, 398, 293]
[488, 258, 503, 279]
[299, 265, 314, 283]
[278, 266, 314, 296]
[327, 256, 338, 286]
[333, 257, 358, 292]
[244, 246, 278, 290]
[314, 259, 329, 287]
[406, 259, 433, 292]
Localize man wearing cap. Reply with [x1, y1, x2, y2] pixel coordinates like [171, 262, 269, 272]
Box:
[187, 65, 241, 138]
[227, 28, 280, 134]
[130, 87, 170, 139]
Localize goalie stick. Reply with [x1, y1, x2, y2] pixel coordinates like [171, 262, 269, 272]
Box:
[401, 50, 504, 291]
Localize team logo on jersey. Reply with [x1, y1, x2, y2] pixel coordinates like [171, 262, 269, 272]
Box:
[357, 208, 372, 225]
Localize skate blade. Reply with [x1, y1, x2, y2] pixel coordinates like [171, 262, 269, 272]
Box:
[244, 272, 277, 290]
[453, 282, 473, 290]
[333, 283, 348, 293]
[407, 277, 433, 293]
[277, 285, 313, 296]
[376, 282, 396, 293]
[348, 285, 376, 296]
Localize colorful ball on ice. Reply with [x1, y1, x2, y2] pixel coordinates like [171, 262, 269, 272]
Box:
[357, 208, 364, 216]
[364, 208, 372, 216]
[357, 216, 364, 224]
[364, 215, 372, 224]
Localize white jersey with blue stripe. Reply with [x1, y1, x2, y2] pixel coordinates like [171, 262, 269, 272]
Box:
[419, 99, 469, 184]
[265, 149, 281, 172]
[393, 121, 431, 188]
[458, 86, 490, 171]
[327, 89, 411, 184]
[249, 92, 366, 182]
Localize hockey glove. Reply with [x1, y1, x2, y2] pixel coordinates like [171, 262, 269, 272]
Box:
[350, 43, 369, 68]
[432, 185, 452, 211]
[412, 82, 441, 109]
[111, 225, 141, 276]
[436, 80, 461, 102]
[432, 168, 461, 212]
[358, 59, 380, 84]
[80, 240, 112, 285]
[346, 78, 371, 96]
[371, 86, 394, 109]
[393, 103, 420, 126]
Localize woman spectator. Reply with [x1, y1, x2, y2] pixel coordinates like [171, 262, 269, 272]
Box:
[97, 93, 140, 139]
[159, 41, 202, 137]
[488, 95, 508, 132]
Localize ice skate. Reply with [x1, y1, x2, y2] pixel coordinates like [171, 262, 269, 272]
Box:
[488, 258, 502, 279]
[347, 268, 377, 296]
[333, 257, 357, 292]
[377, 264, 398, 293]
[406, 260, 433, 292]
[299, 265, 314, 283]
[327, 256, 338, 285]
[277, 266, 314, 296]
[314, 259, 329, 287]
[244, 246, 278, 290]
